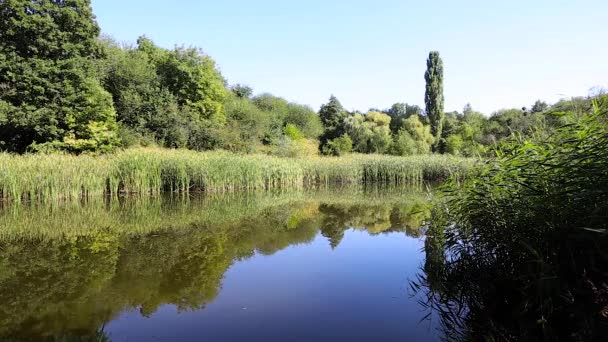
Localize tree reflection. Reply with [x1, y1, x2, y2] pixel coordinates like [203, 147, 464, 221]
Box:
[0, 188, 431, 340]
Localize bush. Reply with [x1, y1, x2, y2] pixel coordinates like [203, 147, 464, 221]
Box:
[322, 134, 353, 156]
[444, 134, 463, 155]
[390, 130, 417, 156]
[284, 124, 305, 141]
[272, 137, 319, 158]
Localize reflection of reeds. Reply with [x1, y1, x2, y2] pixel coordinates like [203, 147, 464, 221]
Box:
[0, 187, 432, 240]
[0, 148, 473, 202]
[414, 103, 608, 341]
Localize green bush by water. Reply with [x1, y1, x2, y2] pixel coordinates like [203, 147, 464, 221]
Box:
[0, 149, 473, 202]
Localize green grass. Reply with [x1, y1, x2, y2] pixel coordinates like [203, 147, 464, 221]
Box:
[0, 148, 474, 202]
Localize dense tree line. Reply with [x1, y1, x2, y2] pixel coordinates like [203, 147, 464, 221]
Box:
[0, 1, 603, 156]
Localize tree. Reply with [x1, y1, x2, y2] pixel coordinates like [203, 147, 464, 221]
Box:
[230, 84, 253, 99]
[401, 115, 434, 154]
[391, 130, 417, 156]
[424, 51, 444, 152]
[386, 103, 424, 134]
[284, 103, 324, 139]
[391, 115, 434, 156]
[0, 0, 119, 152]
[221, 95, 271, 151]
[318, 95, 347, 153]
[531, 100, 548, 113]
[344, 111, 392, 154]
[153, 43, 227, 124]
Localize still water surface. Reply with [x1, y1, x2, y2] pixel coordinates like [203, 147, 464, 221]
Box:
[0, 188, 439, 341]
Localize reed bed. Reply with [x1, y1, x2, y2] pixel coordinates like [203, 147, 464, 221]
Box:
[0, 148, 474, 202]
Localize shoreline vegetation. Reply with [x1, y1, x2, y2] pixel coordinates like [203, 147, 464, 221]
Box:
[0, 148, 473, 202]
[415, 100, 608, 340]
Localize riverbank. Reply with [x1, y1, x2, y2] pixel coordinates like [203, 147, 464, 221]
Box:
[0, 148, 474, 202]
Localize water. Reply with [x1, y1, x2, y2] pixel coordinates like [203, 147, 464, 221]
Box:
[0, 188, 440, 341]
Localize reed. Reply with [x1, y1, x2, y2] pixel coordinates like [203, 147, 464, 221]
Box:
[0, 148, 474, 202]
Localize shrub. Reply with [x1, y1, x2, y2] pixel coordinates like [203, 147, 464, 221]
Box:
[322, 134, 353, 156]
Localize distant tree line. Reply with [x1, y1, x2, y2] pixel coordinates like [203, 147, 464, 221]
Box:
[0, 1, 603, 156]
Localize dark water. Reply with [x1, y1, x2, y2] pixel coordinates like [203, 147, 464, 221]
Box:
[0, 188, 439, 341]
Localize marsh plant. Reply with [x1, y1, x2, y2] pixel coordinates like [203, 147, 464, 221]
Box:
[413, 100, 608, 341]
[0, 151, 472, 202]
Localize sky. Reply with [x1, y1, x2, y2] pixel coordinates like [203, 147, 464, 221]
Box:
[91, 0, 608, 114]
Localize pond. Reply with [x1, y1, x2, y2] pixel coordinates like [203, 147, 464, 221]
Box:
[0, 187, 440, 341]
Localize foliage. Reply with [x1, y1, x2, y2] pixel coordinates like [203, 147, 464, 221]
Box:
[99, 37, 229, 150]
[318, 95, 348, 152]
[230, 83, 253, 98]
[391, 115, 434, 156]
[415, 100, 608, 341]
[344, 111, 393, 154]
[0, 0, 119, 153]
[390, 129, 417, 156]
[284, 124, 305, 141]
[386, 103, 424, 134]
[402, 115, 434, 153]
[284, 103, 324, 139]
[220, 94, 270, 151]
[424, 51, 444, 150]
[322, 134, 353, 156]
[271, 136, 319, 158]
[531, 99, 548, 113]
[444, 134, 463, 155]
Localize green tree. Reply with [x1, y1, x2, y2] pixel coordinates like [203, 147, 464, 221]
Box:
[284, 103, 324, 139]
[424, 51, 444, 151]
[251, 93, 289, 143]
[230, 84, 253, 99]
[391, 130, 417, 156]
[318, 95, 347, 153]
[531, 99, 548, 113]
[344, 111, 392, 154]
[444, 134, 464, 155]
[402, 115, 434, 154]
[391, 115, 434, 156]
[153, 42, 227, 124]
[99, 38, 180, 147]
[220, 94, 271, 152]
[0, 0, 119, 152]
[99, 37, 231, 150]
[386, 103, 424, 134]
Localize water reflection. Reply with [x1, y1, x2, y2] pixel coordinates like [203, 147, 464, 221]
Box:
[0, 188, 433, 341]
[413, 220, 608, 341]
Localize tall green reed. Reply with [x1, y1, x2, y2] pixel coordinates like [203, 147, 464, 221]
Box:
[0, 148, 474, 203]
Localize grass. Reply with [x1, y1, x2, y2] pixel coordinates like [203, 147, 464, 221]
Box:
[0, 148, 474, 202]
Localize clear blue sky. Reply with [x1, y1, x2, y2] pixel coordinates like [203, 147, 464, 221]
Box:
[91, 0, 608, 114]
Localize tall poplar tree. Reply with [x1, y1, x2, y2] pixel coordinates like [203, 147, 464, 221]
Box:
[424, 51, 444, 151]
